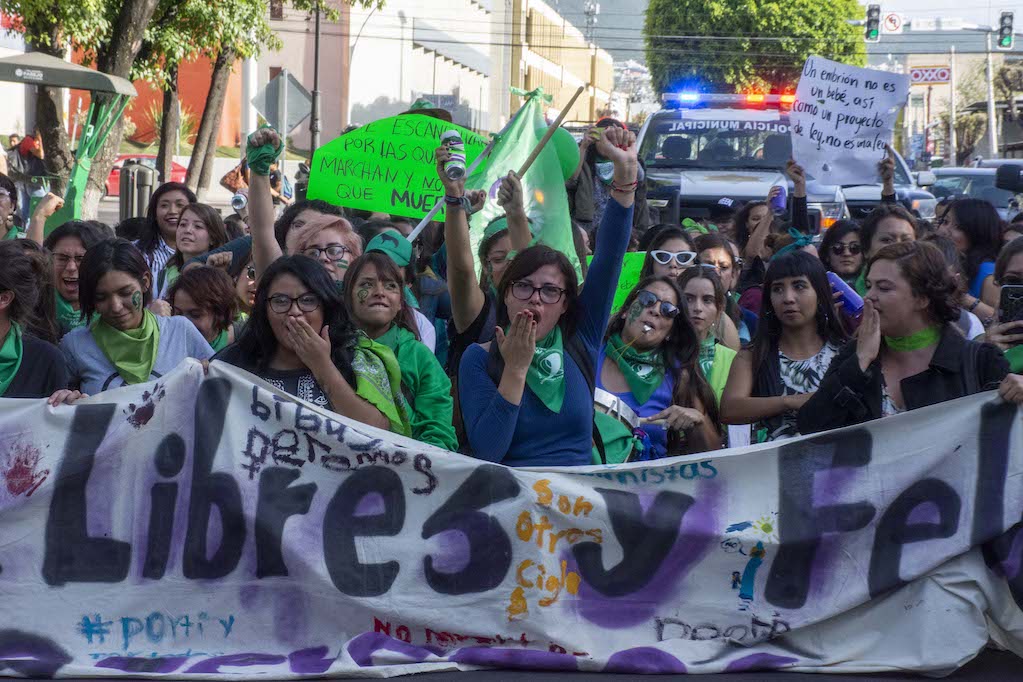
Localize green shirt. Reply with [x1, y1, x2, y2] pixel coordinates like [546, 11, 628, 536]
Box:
[377, 324, 458, 451]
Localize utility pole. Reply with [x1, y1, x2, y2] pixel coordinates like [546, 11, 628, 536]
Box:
[987, 32, 999, 158]
[949, 46, 957, 165]
[584, 0, 599, 44]
[310, 1, 322, 159]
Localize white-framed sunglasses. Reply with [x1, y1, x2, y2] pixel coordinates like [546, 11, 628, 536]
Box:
[650, 250, 697, 266]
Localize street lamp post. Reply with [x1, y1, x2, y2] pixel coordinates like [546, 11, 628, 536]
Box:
[310, 1, 322, 159]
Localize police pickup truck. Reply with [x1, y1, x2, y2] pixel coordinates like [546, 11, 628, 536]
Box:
[637, 93, 936, 231]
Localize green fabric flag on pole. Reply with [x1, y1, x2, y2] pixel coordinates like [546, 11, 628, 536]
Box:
[466, 89, 581, 278]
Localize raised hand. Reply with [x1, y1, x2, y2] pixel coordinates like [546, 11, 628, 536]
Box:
[249, 127, 281, 151]
[286, 317, 332, 371]
[494, 311, 536, 375]
[857, 299, 881, 372]
[878, 145, 896, 191]
[497, 171, 525, 217]
[786, 159, 807, 198]
[594, 126, 639, 171]
[435, 146, 465, 197]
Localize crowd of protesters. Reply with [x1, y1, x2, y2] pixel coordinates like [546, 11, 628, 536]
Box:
[4, 108, 1023, 467]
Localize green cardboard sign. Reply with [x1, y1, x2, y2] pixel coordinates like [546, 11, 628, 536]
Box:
[588, 251, 647, 315]
[307, 115, 488, 220]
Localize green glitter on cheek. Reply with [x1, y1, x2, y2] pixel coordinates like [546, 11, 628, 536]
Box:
[131, 291, 142, 310]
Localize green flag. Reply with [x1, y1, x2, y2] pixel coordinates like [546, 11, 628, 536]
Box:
[307, 115, 488, 221]
[466, 88, 580, 277]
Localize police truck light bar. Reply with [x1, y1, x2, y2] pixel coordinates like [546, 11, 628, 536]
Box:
[865, 5, 881, 43]
[998, 12, 1014, 51]
[661, 93, 795, 108]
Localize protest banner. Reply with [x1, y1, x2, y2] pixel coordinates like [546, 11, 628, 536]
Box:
[307, 115, 488, 221]
[790, 55, 909, 185]
[1, 361, 1022, 678]
[588, 251, 645, 314]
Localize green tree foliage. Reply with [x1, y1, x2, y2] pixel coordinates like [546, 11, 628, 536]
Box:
[644, 0, 866, 93]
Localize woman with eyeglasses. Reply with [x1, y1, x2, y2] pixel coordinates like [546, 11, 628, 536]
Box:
[721, 251, 847, 442]
[597, 277, 720, 458]
[49, 239, 214, 405]
[42, 220, 111, 337]
[156, 203, 230, 298]
[937, 197, 1003, 327]
[798, 241, 1016, 434]
[678, 267, 737, 406]
[0, 241, 69, 398]
[457, 125, 638, 466]
[818, 220, 864, 286]
[638, 227, 696, 280]
[342, 252, 457, 450]
[245, 128, 362, 283]
[215, 255, 410, 435]
[167, 267, 241, 352]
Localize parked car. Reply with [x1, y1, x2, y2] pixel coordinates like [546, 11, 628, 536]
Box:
[931, 167, 1019, 220]
[106, 154, 187, 197]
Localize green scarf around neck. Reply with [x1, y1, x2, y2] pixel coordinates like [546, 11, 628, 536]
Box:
[55, 293, 90, 334]
[522, 326, 566, 413]
[376, 323, 416, 353]
[0, 322, 23, 396]
[884, 325, 941, 352]
[606, 333, 665, 404]
[210, 328, 230, 353]
[91, 310, 161, 385]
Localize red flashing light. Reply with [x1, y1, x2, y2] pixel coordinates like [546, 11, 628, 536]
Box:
[746, 94, 765, 103]
[780, 95, 796, 104]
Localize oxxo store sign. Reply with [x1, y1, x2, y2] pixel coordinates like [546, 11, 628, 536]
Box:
[910, 66, 951, 85]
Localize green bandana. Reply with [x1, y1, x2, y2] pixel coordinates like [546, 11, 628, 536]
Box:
[246, 126, 285, 176]
[367, 231, 413, 267]
[2, 225, 18, 241]
[91, 310, 161, 385]
[884, 325, 942, 352]
[522, 325, 566, 413]
[606, 333, 665, 404]
[352, 334, 413, 437]
[210, 328, 230, 353]
[699, 335, 717, 379]
[55, 293, 91, 335]
[0, 322, 23, 396]
[483, 217, 509, 242]
[773, 227, 814, 259]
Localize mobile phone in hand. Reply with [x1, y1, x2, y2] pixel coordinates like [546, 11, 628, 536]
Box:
[999, 285, 1023, 325]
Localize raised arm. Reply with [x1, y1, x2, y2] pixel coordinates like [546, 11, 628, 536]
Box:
[576, 126, 638, 347]
[246, 128, 285, 279]
[26, 192, 64, 245]
[498, 170, 532, 252]
[437, 145, 487, 333]
[786, 160, 810, 233]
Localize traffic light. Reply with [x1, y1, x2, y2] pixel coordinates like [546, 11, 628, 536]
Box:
[865, 5, 881, 43]
[997, 11, 1014, 51]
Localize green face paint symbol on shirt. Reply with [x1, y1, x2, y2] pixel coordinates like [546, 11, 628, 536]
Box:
[131, 291, 142, 311]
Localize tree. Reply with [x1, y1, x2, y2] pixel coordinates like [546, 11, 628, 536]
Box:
[996, 63, 1023, 123]
[938, 63, 989, 164]
[644, 0, 865, 93]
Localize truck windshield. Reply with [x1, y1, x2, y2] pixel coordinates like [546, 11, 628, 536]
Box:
[640, 110, 792, 170]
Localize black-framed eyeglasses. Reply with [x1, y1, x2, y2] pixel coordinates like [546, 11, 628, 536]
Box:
[268, 293, 321, 313]
[650, 250, 697, 266]
[302, 244, 350, 261]
[52, 253, 84, 268]
[636, 289, 680, 318]
[832, 242, 862, 256]
[511, 280, 566, 304]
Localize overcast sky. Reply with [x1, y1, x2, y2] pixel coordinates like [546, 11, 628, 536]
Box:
[871, 2, 1022, 28]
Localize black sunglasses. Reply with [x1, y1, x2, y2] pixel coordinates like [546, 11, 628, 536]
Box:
[636, 289, 680, 319]
[832, 242, 862, 256]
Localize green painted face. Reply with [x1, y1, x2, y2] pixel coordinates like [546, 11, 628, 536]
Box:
[131, 291, 142, 311]
[356, 285, 371, 303]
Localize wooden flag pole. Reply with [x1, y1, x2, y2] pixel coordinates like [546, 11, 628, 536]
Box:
[516, 84, 587, 177]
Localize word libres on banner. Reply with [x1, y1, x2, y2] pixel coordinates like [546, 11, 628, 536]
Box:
[0, 360, 1022, 678]
[307, 115, 488, 221]
[790, 55, 909, 185]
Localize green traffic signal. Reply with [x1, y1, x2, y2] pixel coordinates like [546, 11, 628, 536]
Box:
[1000, 36, 1013, 47]
[869, 29, 879, 38]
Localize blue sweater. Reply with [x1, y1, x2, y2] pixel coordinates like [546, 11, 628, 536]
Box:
[459, 198, 633, 467]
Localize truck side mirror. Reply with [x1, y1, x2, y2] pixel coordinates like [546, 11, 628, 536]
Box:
[916, 171, 936, 187]
[997, 164, 1023, 192]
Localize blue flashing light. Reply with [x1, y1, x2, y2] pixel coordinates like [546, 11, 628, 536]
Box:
[678, 92, 700, 103]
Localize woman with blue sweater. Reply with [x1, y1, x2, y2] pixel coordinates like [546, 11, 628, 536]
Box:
[458, 126, 637, 466]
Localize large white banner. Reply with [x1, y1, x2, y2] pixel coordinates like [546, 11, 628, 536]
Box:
[1, 360, 1022, 678]
[791, 55, 910, 185]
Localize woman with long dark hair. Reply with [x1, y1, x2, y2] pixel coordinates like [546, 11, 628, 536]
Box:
[0, 241, 68, 397]
[678, 266, 737, 405]
[215, 255, 408, 434]
[721, 251, 847, 442]
[638, 226, 696, 281]
[157, 203, 230, 297]
[599, 276, 719, 457]
[937, 197, 1002, 325]
[343, 252, 457, 450]
[458, 125, 638, 466]
[799, 241, 1016, 433]
[818, 220, 864, 285]
[135, 182, 197, 293]
[50, 239, 213, 404]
